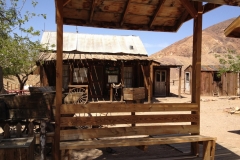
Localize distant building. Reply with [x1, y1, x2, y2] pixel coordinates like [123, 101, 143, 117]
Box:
[184, 65, 238, 96]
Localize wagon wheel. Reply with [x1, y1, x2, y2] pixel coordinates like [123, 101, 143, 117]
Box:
[69, 87, 88, 104]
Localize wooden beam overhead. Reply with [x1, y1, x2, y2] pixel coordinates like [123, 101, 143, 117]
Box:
[192, 0, 240, 6]
[149, 0, 166, 28]
[55, 0, 63, 159]
[63, 0, 71, 6]
[184, 2, 221, 22]
[89, 0, 97, 23]
[63, 18, 176, 32]
[224, 16, 240, 38]
[121, 0, 131, 26]
[175, 10, 189, 31]
[179, 0, 198, 18]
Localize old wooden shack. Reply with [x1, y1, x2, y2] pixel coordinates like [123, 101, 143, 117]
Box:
[154, 57, 183, 97]
[39, 32, 165, 101]
[184, 65, 238, 96]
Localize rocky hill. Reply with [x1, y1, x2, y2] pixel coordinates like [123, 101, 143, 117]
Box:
[150, 18, 240, 79]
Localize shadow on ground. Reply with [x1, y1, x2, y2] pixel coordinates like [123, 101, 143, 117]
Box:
[56, 142, 240, 160]
[228, 130, 240, 135]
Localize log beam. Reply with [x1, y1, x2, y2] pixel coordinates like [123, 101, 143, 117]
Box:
[55, 0, 63, 159]
[63, 0, 71, 6]
[149, 0, 165, 28]
[121, 0, 131, 26]
[179, 0, 198, 18]
[89, 0, 97, 23]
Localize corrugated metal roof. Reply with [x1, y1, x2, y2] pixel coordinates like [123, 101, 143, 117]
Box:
[39, 52, 155, 62]
[201, 65, 224, 71]
[184, 65, 225, 71]
[41, 31, 148, 55]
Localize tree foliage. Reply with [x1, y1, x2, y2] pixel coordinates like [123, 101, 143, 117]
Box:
[215, 50, 240, 75]
[0, 0, 46, 90]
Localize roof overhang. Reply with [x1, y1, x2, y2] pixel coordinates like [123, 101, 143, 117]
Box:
[57, 0, 224, 32]
[224, 16, 240, 38]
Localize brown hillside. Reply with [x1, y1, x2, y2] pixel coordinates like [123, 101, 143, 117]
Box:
[150, 18, 240, 79]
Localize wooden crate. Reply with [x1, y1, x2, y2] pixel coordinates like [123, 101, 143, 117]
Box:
[0, 137, 35, 160]
[123, 87, 145, 100]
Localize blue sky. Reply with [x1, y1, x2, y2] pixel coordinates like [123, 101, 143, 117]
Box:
[21, 0, 240, 55]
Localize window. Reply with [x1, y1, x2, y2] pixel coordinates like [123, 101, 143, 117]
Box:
[108, 75, 118, 83]
[62, 65, 69, 89]
[73, 68, 88, 83]
[124, 67, 133, 87]
[213, 72, 221, 81]
[185, 72, 190, 82]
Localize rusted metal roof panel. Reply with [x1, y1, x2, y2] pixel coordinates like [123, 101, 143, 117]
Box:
[38, 52, 156, 62]
[41, 32, 148, 55]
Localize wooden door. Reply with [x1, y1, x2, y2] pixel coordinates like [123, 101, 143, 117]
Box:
[89, 66, 103, 98]
[154, 70, 166, 96]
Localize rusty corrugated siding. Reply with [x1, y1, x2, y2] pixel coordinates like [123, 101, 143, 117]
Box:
[41, 31, 148, 55]
[39, 52, 155, 62]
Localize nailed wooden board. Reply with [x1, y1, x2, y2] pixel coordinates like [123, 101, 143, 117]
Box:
[60, 114, 198, 127]
[61, 103, 198, 114]
[60, 125, 199, 140]
[60, 135, 216, 150]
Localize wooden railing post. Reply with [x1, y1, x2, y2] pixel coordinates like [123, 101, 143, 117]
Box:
[40, 120, 47, 160]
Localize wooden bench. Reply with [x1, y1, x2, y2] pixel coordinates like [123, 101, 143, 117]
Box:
[59, 102, 216, 160]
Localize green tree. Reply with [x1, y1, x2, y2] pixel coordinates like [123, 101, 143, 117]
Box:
[215, 50, 240, 73]
[0, 0, 46, 90]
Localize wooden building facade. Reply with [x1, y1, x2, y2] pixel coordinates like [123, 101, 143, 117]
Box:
[184, 65, 238, 96]
[39, 32, 177, 101]
[153, 57, 183, 97]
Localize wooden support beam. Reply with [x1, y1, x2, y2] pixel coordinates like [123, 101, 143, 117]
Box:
[149, 62, 153, 103]
[175, 10, 189, 31]
[55, 0, 63, 159]
[178, 67, 182, 98]
[149, 0, 165, 28]
[140, 65, 149, 90]
[191, 2, 202, 107]
[121, 61, 124, 101]
[63, 0, 71, 6]
[89, 0, 97, 23]
[179, 0, 198, 18]
[184, 3, 221, 23]
[191, 2, 202, 155]
[121, 0, 131, 26]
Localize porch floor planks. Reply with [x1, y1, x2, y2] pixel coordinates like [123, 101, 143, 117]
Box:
[169, 142, 240, 160]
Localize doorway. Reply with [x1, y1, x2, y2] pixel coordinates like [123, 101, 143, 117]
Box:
[154, 70, 166, 96]
[185, 72, 190, 92]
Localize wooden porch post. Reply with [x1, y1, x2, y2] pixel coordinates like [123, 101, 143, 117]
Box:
[55, 0, 63, 159]
[149, 62, 153, 102]
[121, 61, 124, 101]
[178, 67, 182, 98]
[191, 1, 202, 156]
